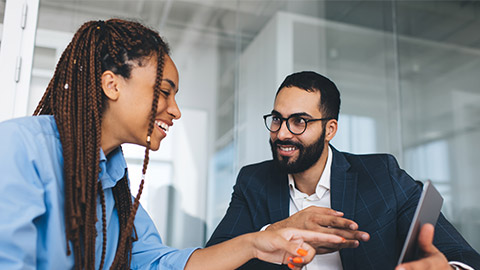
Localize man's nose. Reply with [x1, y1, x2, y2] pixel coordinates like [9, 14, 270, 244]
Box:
[276, 121, 293, 140]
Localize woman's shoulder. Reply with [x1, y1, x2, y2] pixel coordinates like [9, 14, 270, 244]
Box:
[0, 115, 58, 137]
[0, 115, 60, 151]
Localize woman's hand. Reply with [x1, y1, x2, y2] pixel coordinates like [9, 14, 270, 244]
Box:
[252, 227, 346, 269]
[185, 227, 344, 270]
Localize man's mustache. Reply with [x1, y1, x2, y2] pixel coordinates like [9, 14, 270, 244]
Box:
[271, 139, 304, 150]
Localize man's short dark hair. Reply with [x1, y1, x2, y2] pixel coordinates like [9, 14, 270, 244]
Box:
[276, 71, 341, 120]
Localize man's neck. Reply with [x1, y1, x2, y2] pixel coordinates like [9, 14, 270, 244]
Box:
[291, 145, 329, 196]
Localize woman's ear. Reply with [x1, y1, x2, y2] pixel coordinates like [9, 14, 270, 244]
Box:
[101, 70, 120, 101]
[325, 119, 338, 142]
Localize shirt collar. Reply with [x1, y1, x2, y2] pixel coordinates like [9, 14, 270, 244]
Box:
[288, 145, 333, 198]
[98, 146, 128, 189]
[319, 146, 333, 190]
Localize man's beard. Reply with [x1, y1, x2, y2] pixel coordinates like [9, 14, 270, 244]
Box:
[270, 129, 326, 174]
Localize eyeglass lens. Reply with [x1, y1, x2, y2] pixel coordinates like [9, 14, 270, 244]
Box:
[265, 115, 306, 134]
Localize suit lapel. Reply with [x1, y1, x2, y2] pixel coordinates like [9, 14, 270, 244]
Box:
[267, 163, 290, 223]
[330, 146, 358, 270]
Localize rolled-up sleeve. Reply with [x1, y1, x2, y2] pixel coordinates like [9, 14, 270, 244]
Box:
[131, 204, 199, 270]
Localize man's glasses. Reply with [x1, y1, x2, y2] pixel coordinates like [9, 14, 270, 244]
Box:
[263, 113, 332, 135]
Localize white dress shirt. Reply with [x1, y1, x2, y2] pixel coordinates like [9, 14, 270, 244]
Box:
[288, 146, 343, 270]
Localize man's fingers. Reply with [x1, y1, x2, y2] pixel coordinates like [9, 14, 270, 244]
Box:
[315, 246, 340, 254]
[418, 223, 436, 254]
[396, 258, 431, 270]
[395, 224, 450, 270]
[313, 239, 359, 254]
[303, 206, 344, 217]
[311, 214, 358, 230]
[354, 230, 370, 242]
[310, 238, 359, 248]
[274, 207, 360, 233]
[396, 252, 447, 270]
[341, 239, 360, 248]
[309, 238, 359, 254]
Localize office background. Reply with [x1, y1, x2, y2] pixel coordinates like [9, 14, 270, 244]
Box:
[1, 0, 479, 251]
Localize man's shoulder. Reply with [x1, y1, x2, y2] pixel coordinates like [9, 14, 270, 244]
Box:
[236, 160, 281, 184]
[336, 148, 398, 166]
[332, 148, 403, 176]
[238, 160, 276, 177]
[340, 151, 395, 161]
[240, 160, 275, 171]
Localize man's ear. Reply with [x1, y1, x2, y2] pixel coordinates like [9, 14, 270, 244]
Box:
[101, 70, 120, 101]
[325, 119, 338, 142]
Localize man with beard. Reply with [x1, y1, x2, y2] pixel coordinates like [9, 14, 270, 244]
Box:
[206, 71, 480, 270]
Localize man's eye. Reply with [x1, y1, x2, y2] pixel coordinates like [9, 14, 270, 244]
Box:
[272, 116, 281, 122]
[292, 117, 305, 125]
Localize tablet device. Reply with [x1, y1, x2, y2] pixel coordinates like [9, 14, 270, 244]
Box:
[397, 180, 444, 264]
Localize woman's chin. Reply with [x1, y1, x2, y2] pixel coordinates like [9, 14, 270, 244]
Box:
[150, 141, 161, 151]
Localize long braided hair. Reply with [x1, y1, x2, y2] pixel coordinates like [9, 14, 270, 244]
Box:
[33, 19, 170, 269]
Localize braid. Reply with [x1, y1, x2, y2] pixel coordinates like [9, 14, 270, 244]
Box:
[98, 182, 107, 270]
[33, 19, 170, 269]
[111, 172, 135, 268]
[110, 25, 167, 270]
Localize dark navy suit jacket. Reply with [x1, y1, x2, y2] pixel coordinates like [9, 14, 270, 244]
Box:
[206, 147, 480, 269]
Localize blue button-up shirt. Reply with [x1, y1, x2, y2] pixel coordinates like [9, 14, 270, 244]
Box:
[0, 115, 196, 269]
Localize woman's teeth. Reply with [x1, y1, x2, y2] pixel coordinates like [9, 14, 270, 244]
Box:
[155, 120, 169, 132]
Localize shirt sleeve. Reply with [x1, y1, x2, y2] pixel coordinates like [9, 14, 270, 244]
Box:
[449, 261, 474, 270]
[130, 203, 199, 270]
[0, 122, 46, 269]
[260, 224, 271, 231]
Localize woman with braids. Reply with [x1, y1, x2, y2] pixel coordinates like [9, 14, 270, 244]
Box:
[0, 19, 345, 269]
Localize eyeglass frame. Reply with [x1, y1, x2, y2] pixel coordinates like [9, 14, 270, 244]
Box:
[263, 113, 334, 135]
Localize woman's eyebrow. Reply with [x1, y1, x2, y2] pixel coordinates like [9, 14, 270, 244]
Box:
[161, 78, 176, 89]
[161, 78, 178, 93]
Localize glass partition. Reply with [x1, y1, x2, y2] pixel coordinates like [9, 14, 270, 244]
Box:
[0, 0, 478, 251]
[396, 1, 480, 250]
[0, 0, 5, 38]
[29, 0, 239, 249]
[232, 0, 480, 251]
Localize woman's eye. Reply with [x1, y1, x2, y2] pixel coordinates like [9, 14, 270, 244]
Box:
[161, 90, 170, 97]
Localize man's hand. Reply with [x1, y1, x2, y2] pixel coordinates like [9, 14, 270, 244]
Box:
[266, 206, 370, 254]
[396, 223, 452, 270]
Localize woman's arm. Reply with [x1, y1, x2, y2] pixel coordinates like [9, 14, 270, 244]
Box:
[185, 228, 345, 270]
[0, 121, 47, 269]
